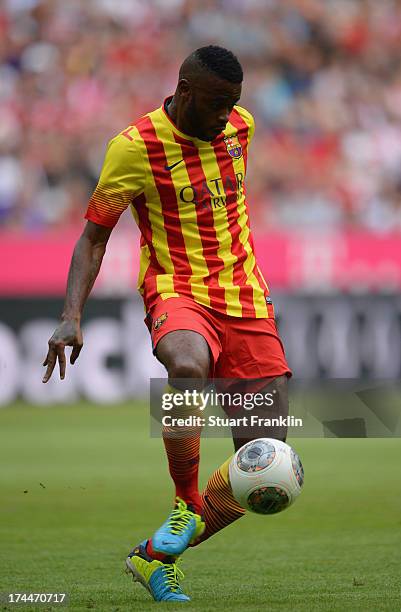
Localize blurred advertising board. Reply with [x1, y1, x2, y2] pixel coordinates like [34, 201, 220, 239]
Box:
[1, 229, 401, 295]
[0, 294, 399, 406]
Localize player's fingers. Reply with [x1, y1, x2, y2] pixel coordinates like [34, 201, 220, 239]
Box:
[56, 344, 66, 379]
[70, 342, 83, 365]
[42, 347, 57, 383]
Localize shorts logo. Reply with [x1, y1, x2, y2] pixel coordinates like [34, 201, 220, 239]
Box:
[224, 135, 242, 159]
[153, 313, 168, 330]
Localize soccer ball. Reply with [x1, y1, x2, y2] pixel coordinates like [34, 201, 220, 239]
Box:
[228, 438, 304, 515]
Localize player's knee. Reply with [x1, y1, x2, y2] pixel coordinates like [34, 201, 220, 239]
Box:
[269, 374, 289, 409]
[231, 375, 290, 450]
[264, 374, 289, 442]
[168, 356, 208, 381]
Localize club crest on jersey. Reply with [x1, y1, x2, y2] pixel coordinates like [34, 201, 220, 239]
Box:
[224, 135, 242, 159]
[153, 313, 168, 330]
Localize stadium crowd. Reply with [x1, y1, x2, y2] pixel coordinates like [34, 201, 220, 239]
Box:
[1, 0, 401, 232]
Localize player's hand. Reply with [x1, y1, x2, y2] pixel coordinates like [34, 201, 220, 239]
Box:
[42, 319, 83, 383]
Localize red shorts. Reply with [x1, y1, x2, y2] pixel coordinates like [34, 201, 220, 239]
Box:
[145, 296, 291, 379]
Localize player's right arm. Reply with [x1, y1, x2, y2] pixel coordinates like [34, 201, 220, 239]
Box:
[42, 129, 145, 383]
[42, 221, 112, 383]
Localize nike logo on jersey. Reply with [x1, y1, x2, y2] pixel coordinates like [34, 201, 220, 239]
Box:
[165, 159, 184, 171]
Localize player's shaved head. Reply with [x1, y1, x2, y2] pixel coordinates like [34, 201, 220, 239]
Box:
[179, 46, 243, 85]
[178, 54, 207, 84]
[168, 46, 243, 142]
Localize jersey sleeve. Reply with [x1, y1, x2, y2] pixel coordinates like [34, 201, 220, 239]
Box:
[85, 132, 146, 228]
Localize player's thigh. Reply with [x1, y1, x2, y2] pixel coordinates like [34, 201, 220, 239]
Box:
[216, 316, 291, 380]
[146, 297, 222, 384]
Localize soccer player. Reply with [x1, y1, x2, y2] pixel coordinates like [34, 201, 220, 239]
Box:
[43, 46, 291, 602]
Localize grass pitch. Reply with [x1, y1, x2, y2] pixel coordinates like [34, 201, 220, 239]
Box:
[0, 403, 400, 611]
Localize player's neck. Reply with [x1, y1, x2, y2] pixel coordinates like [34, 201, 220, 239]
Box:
[166, 96, 196, 138]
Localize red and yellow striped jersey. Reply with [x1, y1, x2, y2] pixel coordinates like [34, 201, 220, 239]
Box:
[85, 99, 270, 317]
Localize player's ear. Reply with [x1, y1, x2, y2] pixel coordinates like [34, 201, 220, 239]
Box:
[177, 78, 191, 100]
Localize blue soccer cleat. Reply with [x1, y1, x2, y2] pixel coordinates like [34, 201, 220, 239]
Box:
[125, 540, 190, 602]
[152, 497, 205, 556]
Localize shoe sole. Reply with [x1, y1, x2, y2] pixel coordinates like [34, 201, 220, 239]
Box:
[125, 557, 152, 597]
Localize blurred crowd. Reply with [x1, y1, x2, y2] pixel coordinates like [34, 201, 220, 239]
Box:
[1, 0, 401, 232]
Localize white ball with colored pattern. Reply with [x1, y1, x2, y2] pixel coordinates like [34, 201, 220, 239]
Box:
[228, 438, 304, 514]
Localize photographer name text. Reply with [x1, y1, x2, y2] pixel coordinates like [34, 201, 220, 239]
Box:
[161, 415, 303, 428]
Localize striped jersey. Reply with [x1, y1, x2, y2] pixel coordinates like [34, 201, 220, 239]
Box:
[85, 98, 270, 318]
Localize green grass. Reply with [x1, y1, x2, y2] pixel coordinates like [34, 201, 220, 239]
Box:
[0, 403, 400, 611]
